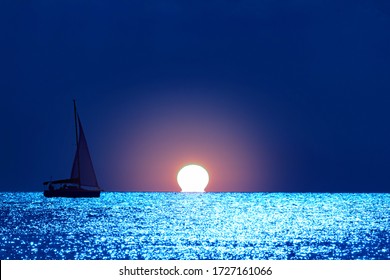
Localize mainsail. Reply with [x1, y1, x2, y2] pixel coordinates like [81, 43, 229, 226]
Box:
[70, 116, 99, 188]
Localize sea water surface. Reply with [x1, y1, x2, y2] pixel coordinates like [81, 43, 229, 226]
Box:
[1, 192, 389, 260]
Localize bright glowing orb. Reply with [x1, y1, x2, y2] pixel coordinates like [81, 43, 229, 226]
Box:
[177, 164, 209, 192]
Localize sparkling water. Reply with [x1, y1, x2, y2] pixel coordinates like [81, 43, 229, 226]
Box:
[1, 192, 389, 260]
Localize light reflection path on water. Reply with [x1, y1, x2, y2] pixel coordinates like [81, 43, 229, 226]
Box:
[1, 192, 389, 259]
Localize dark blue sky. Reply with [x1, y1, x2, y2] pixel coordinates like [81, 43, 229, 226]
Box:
[1, 0, 389, 192]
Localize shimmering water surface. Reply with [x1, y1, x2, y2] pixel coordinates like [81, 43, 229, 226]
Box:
[1, 192, 389, 260]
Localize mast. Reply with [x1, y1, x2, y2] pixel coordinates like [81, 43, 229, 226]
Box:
[73, 99, 81, 188]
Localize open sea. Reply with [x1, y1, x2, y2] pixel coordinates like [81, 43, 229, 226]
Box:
[1, 192, 389, 260]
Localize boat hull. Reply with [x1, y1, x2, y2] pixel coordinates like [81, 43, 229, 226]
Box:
[44, 189, 100, 198]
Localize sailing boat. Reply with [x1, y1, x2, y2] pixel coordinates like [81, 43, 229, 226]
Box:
[43, 100, 101, 198]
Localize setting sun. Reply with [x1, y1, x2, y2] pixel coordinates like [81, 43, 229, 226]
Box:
[177, 164, 209, 192]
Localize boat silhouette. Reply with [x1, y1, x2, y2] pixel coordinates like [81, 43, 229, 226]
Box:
[43, 100, 101, 198]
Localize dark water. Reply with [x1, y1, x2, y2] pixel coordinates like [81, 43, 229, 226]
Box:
[1, 192, 389, 260]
